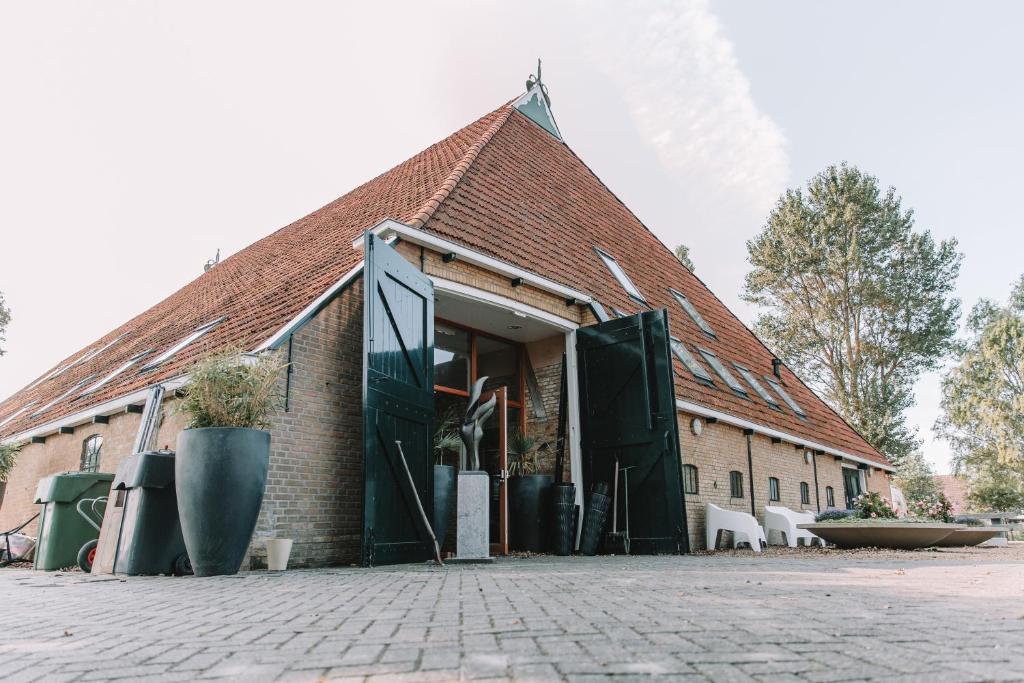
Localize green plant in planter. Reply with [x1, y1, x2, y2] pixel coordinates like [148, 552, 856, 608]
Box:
[852, 491, 897, 519]
[433, 406, 463, 466]
[0, 441, 23, 481]
[507, 429, 539, 476]
[176, 348, 287, 429]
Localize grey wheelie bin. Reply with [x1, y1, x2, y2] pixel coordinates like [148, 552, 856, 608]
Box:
[111, 450, 191, 575]
[33, 472, 113, 570]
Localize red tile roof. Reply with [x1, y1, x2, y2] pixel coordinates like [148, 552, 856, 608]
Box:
[0, 97, 889, 467]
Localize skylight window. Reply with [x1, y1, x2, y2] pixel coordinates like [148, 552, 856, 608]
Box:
[595, 248, 646, 303]
[31, 377, 94, 418]
[27, 334, 129, 390]
[697, 348, 747, 396]
[611, 307, 630, 319]
[670, 338, 713, 384]
[669, 288, 715, 338]
[81, 350, 154, 396]
[765, 377, 807, 417]
[0, 402, 38, 430]
[733, 363, 780, 409]
[141, 318, 225, 371]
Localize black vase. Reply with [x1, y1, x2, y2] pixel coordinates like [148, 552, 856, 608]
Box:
[579, 489, 612, 556]
[509, 474, 554, 552]
[176, 428, 270, 577]
[552, 482, 576, 556]
[432, 465, 456, 548]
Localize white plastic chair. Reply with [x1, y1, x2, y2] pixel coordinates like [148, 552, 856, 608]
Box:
[706, 503, 766, 551]
[763, 505, 822, 548]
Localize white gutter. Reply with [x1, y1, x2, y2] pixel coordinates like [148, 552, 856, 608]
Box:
[2, 376, 189, 445]
[353, 219, 594, 305]
[675, 398, 895, 472]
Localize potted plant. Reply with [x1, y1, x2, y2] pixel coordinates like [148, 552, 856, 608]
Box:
[432, 407, 462, 549]
[174, 348, 286, 576]
[507, 429, 553, 552]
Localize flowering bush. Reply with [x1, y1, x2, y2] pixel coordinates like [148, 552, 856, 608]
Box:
[853, 491, 897, 519]
[908, 493, 954, 522]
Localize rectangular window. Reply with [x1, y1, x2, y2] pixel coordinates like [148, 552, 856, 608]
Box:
[30, 377, 94, 418]
[611, 307, 630, 319]
[669, 288, 715, 337]
[141, 318, 224, 371]
[729, 470, 743, 498]
[698, 348, 747, 396]
[0, 402, 38, 430]
[826, 486, 835, 507]
[733, 363, 780, 409]
[764, 377, 806, 417]
[81, 350, 154, 397]
[682, 464, 699, 494]
[670, 339, 713, 384]
[595, 248, 646, 303]
[800, 481, 811, 505]
[769, 477, 781, 502]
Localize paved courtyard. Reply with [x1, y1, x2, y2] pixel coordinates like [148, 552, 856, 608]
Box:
[2, 546, 1023, 683]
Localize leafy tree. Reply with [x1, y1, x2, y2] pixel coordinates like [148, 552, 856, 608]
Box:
[744, 163, 962, 468]
[966, 465, 1024, 512]
[892, 450, 937, 504]
[937, 275, 1024, 478]
[0, 441, 22, 481]
[0, 291, 9, 356]
[673, 244, 694, 272]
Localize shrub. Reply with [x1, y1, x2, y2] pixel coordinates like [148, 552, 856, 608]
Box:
[853, 491, 897, 519]
[507, 429, 539, 476]
[176, 348, 287, 430]
[909, 492, 954, 522]
[816, 508, 854, 522]
[954, 515, 983, 527]
[0, 441, 23, 481]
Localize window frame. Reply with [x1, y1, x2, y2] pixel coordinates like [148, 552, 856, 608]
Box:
[81, 349, 154, 397]
[768, 476, 781, 502]
[80, 434, 103, 473]
[826, 486, 835, 508]
[682, 464, 699, 495]
[698, 348, 747, 397]
[141, 318, 225, 372]
[729, 470, 744, 498]
[668, 288, 715, 338]
[733, 363, 781, 410]
[800, 481, 811, 505]
[30, 377, 94, 418]
[670, 338, 713, 385]
[764, 376, 807, 417]
[594, 247, 647, 304]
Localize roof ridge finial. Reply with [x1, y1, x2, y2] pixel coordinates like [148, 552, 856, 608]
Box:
[525, 58, 550, 106]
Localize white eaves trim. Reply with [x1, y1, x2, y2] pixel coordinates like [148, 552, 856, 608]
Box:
[353, 219, 594, 305]
[2, 376, 189, 446]
[675, 398, 895, 472]
[430, 277, 579, 332]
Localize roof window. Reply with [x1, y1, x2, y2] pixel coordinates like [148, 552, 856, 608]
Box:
[697, 348, 747, 396]
[733, 362, 781, 409]
[141, 318, 224, 372]
[670, 338, 713, 384]
[29, 333, 128, 388]
[81, 350, 154, 396]
[0, 402, 38, 430]
[595, 248, 646, 303]
[669, 289, 715, 338]
[765, 376, 806, 417]
[30, 377, 95, 418]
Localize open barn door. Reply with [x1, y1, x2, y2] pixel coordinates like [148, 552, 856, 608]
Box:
[576, 310, 688, 554]
[362, 232, 434, 566]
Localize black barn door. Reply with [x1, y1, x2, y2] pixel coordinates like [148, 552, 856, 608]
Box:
[362, 232, 434, 566]
[576, 310, 688, 553]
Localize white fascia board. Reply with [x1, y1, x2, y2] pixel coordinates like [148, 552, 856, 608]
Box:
[2, 376, 189, 445]
[430, 277, 579, 331]
[354, 219, 593, 305]
[675, 398, 896, 472]
[253, 261, 365, 352]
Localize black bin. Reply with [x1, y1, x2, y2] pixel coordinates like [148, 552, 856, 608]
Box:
[112, 450, 190, 575]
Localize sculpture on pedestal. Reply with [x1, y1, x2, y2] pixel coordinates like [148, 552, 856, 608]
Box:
[460, 377, 496, 471]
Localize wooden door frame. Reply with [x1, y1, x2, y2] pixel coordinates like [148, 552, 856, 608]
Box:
[484, 386, 509, 556]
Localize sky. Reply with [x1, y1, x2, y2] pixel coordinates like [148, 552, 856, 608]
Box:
[2, 1, 1022, 473]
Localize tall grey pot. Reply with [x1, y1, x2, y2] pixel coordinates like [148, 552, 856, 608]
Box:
[176, 428, 270, 577]
[432, 465, 456, 549]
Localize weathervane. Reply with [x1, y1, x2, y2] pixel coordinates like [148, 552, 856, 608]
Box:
[525, 58, 551, 106]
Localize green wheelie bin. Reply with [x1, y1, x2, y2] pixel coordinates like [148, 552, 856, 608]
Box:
[33, 471, 113, 570]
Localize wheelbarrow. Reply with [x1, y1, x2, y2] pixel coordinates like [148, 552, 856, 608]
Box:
[75, 496, 107, 572]
[0, 513, 40, 567]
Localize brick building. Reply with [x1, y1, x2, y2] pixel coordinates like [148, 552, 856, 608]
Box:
[0, 77, 893, 566]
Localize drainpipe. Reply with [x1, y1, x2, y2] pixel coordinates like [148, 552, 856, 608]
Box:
[811, 450, 821, 512]
[743, 429, 755, 517]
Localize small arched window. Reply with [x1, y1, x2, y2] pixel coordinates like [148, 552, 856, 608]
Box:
[826, 486, 835, 508]
[682, 464, 699, 494]
[800, 481, 810, 505]
[729, 470, 743, 498]
[768, 477, 781, 502]
[80, 434, 103, 473]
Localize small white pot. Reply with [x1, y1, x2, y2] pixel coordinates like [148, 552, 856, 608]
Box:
[265, 539, 293, 571]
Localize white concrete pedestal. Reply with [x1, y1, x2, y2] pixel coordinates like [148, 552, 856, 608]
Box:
[454, 471, 493, 563]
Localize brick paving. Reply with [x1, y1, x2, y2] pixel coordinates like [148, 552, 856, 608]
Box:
[2, 546, 1023, 682]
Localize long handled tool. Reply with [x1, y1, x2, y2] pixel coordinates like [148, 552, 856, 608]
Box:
[394, 440, 444, 566]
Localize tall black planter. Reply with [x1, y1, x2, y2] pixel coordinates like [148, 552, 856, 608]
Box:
[432, 465, 456, 549]
[579, 488, 611, 556]
[552, 482, 576, 556]
[176, 428, 270, 577]
[509, 474, 553, 552]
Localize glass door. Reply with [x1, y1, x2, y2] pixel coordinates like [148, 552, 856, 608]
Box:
[843, 468, 862, 510]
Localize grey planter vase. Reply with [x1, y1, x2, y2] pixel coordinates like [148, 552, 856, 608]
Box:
[176, 427, 270, 577]
[432, 465, 456, 549]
